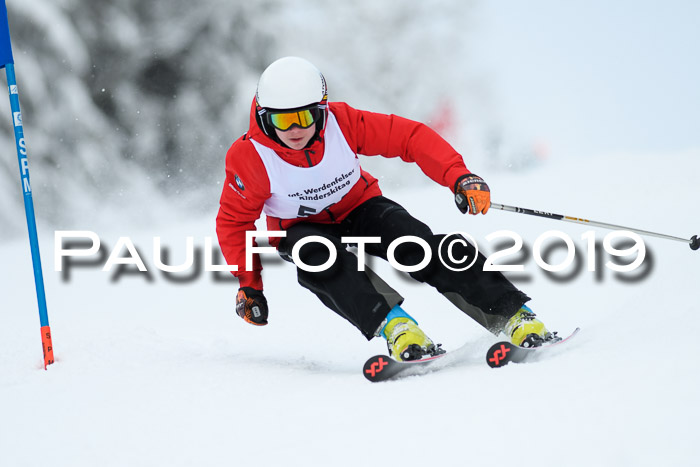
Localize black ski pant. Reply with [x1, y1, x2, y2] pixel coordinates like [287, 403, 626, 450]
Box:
[277, 196, 530, 340]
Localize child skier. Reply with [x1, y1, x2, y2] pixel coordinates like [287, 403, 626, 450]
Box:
[216, 56, 553, 361]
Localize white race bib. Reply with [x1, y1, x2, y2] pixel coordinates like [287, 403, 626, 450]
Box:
[250, 111, 362, 219]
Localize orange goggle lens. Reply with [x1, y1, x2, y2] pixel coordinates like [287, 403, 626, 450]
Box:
[269, 108, 319, 131]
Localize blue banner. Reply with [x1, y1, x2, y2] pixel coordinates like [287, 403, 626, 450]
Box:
[0, 0, 14, 67]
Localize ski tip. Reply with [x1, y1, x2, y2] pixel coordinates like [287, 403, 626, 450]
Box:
[363, 355, 393, 382]
[486, 327, 581, 368]
[485, 341, 516, 368]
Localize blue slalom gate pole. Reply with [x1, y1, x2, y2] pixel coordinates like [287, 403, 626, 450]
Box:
[1, 0, 54, 368]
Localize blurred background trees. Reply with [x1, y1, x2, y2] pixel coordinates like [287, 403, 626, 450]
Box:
[1, 0, 487, 237]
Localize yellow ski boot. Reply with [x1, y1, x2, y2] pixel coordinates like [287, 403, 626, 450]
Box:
[504, 305, 553, 348]
[380, 306, 439, 361]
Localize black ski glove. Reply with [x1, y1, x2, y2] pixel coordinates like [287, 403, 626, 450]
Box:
[454, 173, 491, 215]
[235, 287, 269, 326]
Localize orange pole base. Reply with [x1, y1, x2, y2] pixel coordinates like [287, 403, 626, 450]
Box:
[41, 325, 54, 369]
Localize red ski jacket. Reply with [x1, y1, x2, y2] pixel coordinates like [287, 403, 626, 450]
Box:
[216, 99, 470, 290]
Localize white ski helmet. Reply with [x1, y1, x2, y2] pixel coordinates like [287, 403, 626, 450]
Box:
[255, 56, 328, 137]
[256, 56, 327, 109]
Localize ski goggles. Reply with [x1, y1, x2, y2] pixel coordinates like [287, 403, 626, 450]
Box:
[267, 106, 323, 131]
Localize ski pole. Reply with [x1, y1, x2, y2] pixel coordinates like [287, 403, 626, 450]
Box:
[1, 1, 55, 369]
[490, 202, 699, 251]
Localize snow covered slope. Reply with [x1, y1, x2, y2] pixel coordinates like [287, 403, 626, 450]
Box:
[1, 151, 698, 467]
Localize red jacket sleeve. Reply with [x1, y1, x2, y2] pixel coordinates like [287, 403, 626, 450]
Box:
[215, 136, 270, 290]
[329, 102, 470, 190]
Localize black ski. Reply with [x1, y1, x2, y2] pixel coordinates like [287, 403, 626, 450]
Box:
[363, 328, 580, 381]
[485, 328, 580, 368]
[363, 351, 450, 382]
